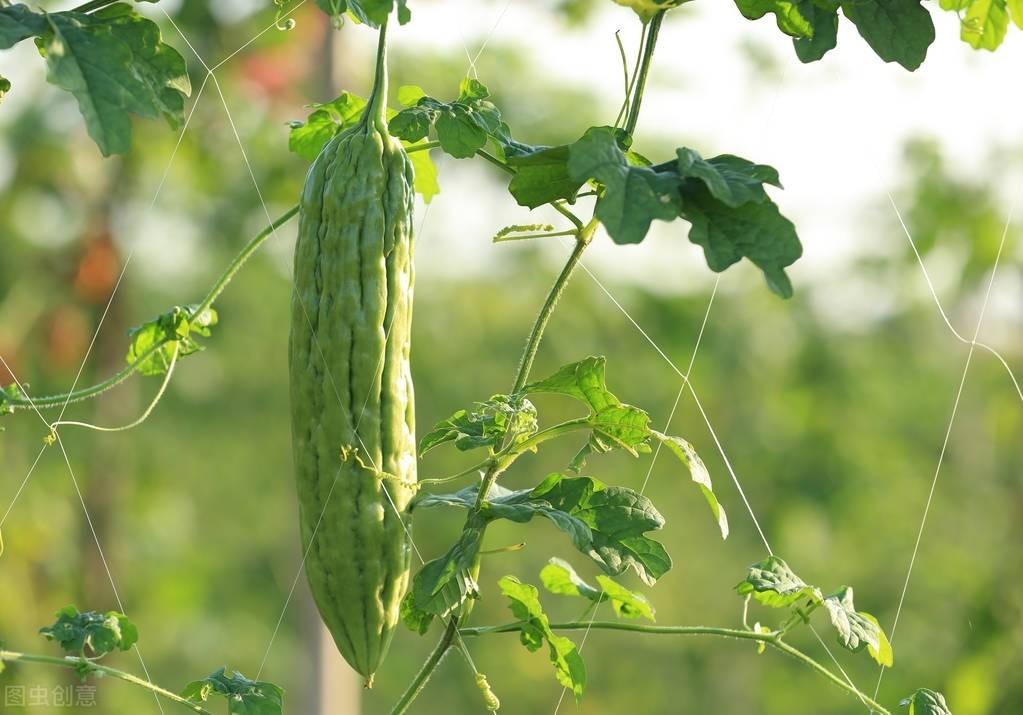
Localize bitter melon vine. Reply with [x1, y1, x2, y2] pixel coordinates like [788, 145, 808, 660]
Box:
[0, 0, 1018, 713]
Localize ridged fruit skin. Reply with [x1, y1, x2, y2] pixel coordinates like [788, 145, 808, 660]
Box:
[288, 116, 416, 685]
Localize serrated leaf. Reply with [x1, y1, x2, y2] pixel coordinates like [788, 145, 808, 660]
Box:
[960, 0, 1010, 50]
[681, 183, 802, 298]
[1, 383, 26, 417]
[595, 574, 656, 621]
[0, 3, 47, 50]
[525, 356, 619, 411]
[399, 591, 433, 635]
[735, 556, 822, 608]
[612, 0, 687, 22]
[415, 475, 671, 585]
[567, 126, 681, 245]
[733, 0, 814, 36]
[182, 668, 284, 715]
[314, 0, 410, 27]
[540, 558, 603, 601]
[650, 431, 728, 539]
[499, 576, 586, 700]
[419, 394, 538, 455]
[126, 305, 217, 376]
[39, 606, 138, 657]
[842, 0, 935, 71]
[42, 5, 191, 156]
[676, 148, 781, 208]
[506, 144, 584, 208]
[287, 92, 367, 160]
[407, 530, 482, 618]
[1010, 0, 1023, 28]
[822, 587, 893, 667]
[900, 689, 952, 715]
[288, 90, 439, 201]
[793, 2, 839, 62]
[389, 78, 509, 160]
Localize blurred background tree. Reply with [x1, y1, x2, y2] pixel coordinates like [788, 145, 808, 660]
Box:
[0, 1, 1021, 713]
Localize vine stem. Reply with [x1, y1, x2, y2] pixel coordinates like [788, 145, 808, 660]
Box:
[2, 205, 300, 413]
[389, 620, 458, 715]
[390, 12, 669, 713]
[0, 650, 213, 714]
[458, 623, 892, 715]
[623, 11, 664, 138]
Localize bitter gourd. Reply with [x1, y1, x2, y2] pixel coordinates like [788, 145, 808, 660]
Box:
[288, 21, 416, 685]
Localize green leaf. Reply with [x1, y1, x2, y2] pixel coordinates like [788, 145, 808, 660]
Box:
[540, 557, 603, 601]
[595, 574, 656, 621]
[650, 430, 729, 539]
[611, 0, 687, 22]
[408, 147, 440, 202]
[406, 530, 482, 619]
[735, 556, 822, 608]
[126, 305, 218, 376]
[733, 0, 815, 36]
[397, 84, 426, 106]
[39, 606, 138, 657]
[42, 5, 191, 156]
[524, 356, 619, 411]
[399, 591, 434, 635]
[314, 0, 411, 27]
[1, 383, 26, 417]
[499, 576, 586, 700]
[287, 92, 367, 161]
[960, 0, 1010, 50]
[793, 2, 839, 61]
[822, 587, 894, 667]
[525, 474, 671, 585]
[842, 0, 935, 71]
[182, 668, 284, 715]
[900, 689, 953, 715]
[388, 79, 509, 160]
[675, 148, 781, 208]
[419, 394, 538, 455]
[287, 90, 439, 201]
[681, 183, 802, 298]
[415, 475, 671, 585]
[0, 3, 47, 50]
[506, 144, 585, 208]
[567, 126, 681, 245]
[1010, 0, 1023, 28]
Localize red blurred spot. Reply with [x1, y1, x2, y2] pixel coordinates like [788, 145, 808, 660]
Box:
[73, 232, 121, 304]
[46, 305, 91, 371]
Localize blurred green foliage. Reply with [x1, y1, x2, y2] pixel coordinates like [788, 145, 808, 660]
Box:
[1, 2, 1021, 714]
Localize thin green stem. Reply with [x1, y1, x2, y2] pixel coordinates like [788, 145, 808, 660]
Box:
[366, 19, 391, 132]
[393, 219, 599, 713]
[406, 140, 440, 153]
[458, 622, 891, 714]
[191, 204, 299, 317]
[615, 23, 648, 129]
[475, 148, 514, 174]
[389, 619, 458, 715]
[495, 416, 591, 467]
[493, 228, 578, 243]
[4, 341, 169, 411]
[418, 458, 494, 488]
[0, 650, 213, 714]
[510, 220, 598, 395]
[623, 11, 664, 137]
[2, 205, 300, 414]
